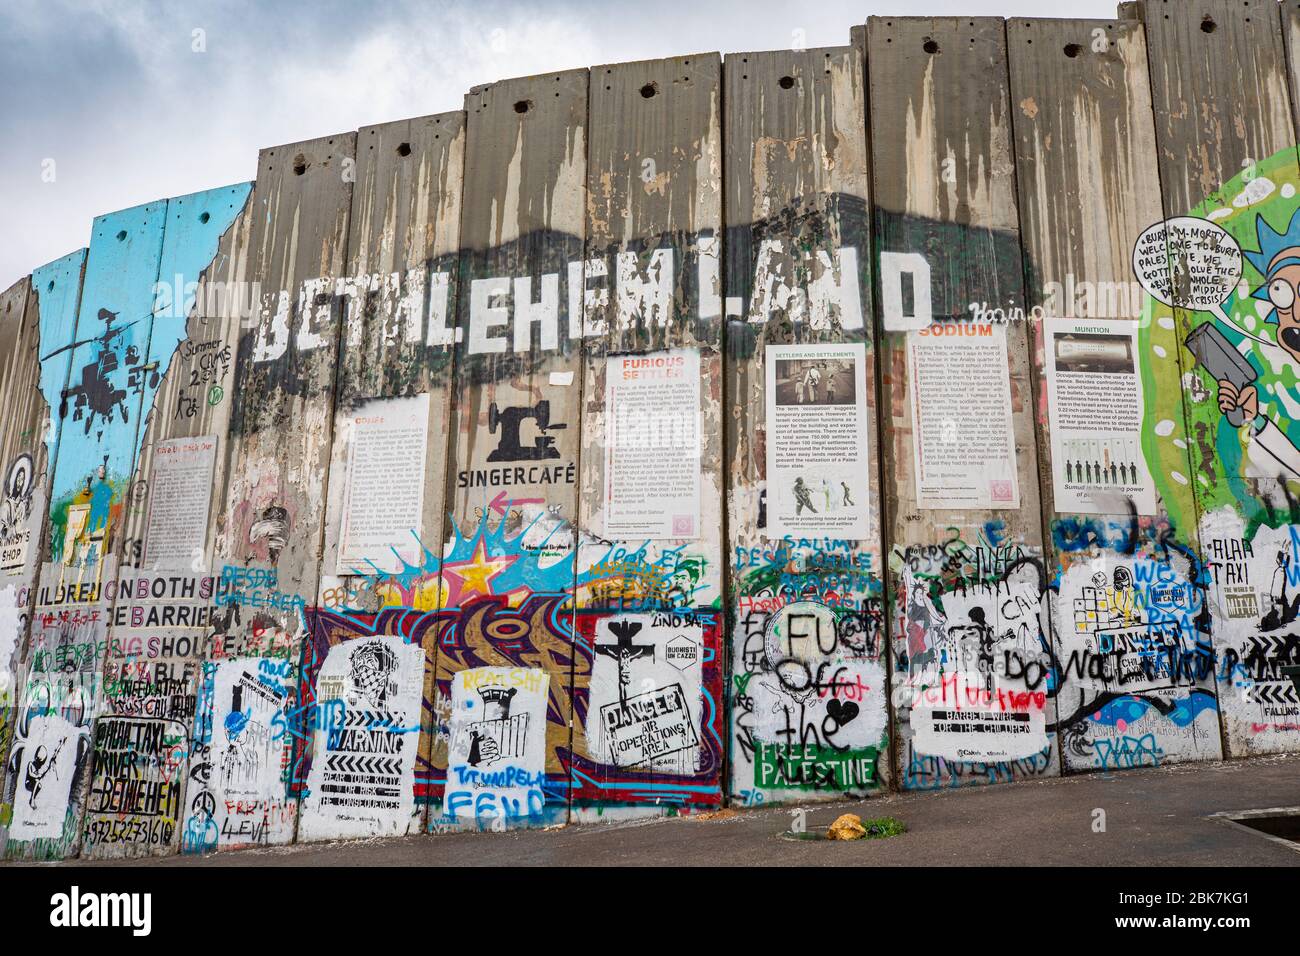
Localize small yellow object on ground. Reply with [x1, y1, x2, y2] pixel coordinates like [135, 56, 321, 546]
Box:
[827, 813, 867, 840]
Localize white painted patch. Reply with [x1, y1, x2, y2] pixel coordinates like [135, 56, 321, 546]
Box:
[1154, 419, 1176, 437]
[1233, 177, 1275, 207]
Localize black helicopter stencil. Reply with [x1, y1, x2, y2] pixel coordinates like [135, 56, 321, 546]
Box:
[40, 308, 160, 440]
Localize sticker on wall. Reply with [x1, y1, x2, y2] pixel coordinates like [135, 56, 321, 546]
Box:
[763, 343, 870, 538]
[603, 349, 701, 539]
[907, 323, 1020, 509]
[1044, 318, 1156, 515]
[1, 453, 36, 574]
[445, 666, 549, 825]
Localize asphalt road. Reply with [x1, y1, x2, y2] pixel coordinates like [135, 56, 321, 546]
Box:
[42, 751, 1300, 867]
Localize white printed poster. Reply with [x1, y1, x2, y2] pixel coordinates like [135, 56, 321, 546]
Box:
[336, 395, 430, 574]
[6, 713, 86, 839]
[299, 637, 424, 840]
[589, 613, 703, 772]
[907, 324, 1020, 509]
[445, 666, 549, 824]
[144, 435, 218, 571]
[764, 343, 870, 538]
[1044, 318, 1156, 515]
[603, 349, 700, 539]
[208, 658, 293, 846]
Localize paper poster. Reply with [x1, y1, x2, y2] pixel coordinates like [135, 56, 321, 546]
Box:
[589, 613, 703, 772]
[1043, 318, 1156, 515]
[907, 324, 1020, 509]
[764, 343, 870, 538]
[445, 666, 550, 823]
[603, 349, 700, 539]
[336, 395, 430, 574]
[143, 435, 218, 571]
[7, 713, 87, 839]
[300, 637, 424, 839]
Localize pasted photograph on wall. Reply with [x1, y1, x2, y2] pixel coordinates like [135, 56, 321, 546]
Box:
[764, 343, 869, 539]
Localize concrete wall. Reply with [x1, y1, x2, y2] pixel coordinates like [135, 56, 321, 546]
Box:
[2, 3, 1300, 858]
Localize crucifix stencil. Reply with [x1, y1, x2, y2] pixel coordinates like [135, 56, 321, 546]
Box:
[596, 620, 655, 708]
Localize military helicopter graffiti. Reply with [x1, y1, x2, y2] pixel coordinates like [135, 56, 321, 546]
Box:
[40, 308, 160, 439]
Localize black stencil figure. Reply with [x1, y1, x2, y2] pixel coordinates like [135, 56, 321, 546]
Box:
[969, 607, 996, 694]
[793, 477, 817, 515]
[41, 308, 160, 440]
[467, 730, 499, 767]
[1066, 460, 1074, 483]
[1094, 457, 1102, 483]
[841, 482, 854, 507]
[1083, 461, 1092, 483]
[1262, 550, 1300, 631]
[486, 401, 566, 461]
[596, 620, 655, 708]
[1110, 462, 1118, 485]
[24, 737, 67, 809]
[348, 640, 400, 712]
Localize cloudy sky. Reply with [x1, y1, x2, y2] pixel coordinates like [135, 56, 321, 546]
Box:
[0, 0, 1115, 290]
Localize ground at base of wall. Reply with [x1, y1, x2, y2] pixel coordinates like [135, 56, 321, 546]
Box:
[35, 753, 1300, 867]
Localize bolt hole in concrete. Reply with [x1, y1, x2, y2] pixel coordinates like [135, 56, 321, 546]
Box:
[1201, 17, 1217, 33]
[396, 142, 411, 157]
[1063, 42, 1081, 58]
[779, 75, 795, 89]
[923, 39, 940, 54]
[781, 813, 907, 842]
[640, 82, 657, 98]
[514, 99, 531, 113]
[292, 154, 308, 175]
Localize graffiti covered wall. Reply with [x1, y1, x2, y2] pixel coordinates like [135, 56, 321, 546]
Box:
[3, 2, 1300, 858]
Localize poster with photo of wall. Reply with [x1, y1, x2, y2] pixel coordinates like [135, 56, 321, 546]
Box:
[764, 343, 869, 539]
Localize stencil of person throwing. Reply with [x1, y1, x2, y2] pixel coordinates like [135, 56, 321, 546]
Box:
[842, 481, 855, 506]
